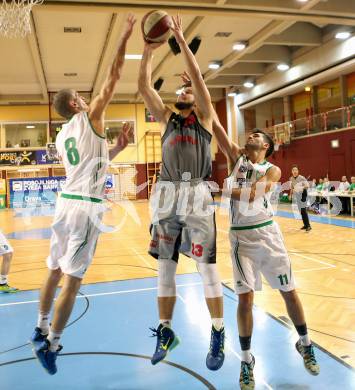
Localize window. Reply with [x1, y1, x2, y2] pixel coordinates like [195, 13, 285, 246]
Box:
[49, 121, 65, 143]
[105, 120, 136, 146]
[3, 122, 47, 149]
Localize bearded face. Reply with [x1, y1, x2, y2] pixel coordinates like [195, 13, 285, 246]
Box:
[245, 132, 268, 154]
[175, 87, 195, 111]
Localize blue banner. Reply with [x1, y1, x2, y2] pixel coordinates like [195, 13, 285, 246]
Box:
[35, 150, 60, 165]
[9, 175, 115, 208]
[9, 177, 66, 208]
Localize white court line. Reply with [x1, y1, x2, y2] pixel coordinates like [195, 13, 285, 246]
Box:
[0, 282, 202, 308]
[293, 266, 335, 273]
[290, 252, 336, 268]
[177, 293, 187, 304]
[132, 247, 155, 270]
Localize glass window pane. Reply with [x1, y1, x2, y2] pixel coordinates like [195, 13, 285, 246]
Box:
[4, 123, 47, 148]
[105, 121, 135, 146]
[49, 122, 65, 143]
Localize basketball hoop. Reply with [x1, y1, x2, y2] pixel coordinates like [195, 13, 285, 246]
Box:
[0, 0, 43, 39]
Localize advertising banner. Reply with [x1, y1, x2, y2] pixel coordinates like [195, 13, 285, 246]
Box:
[0, 150, 37, 166]
[9, 174, 115, 208]
[9, 177, 66, 208]
[35, 149, 60, 165]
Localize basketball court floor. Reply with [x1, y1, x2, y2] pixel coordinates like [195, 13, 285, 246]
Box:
[0, 201, 354, 389]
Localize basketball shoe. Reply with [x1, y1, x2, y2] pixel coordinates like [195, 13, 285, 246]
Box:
[206, 325, 225, 370]
[295, 340, 320, 375]
[150, 324, 180, 365]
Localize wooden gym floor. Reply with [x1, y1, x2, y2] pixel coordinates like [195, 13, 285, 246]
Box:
[0, 200, 354, 368]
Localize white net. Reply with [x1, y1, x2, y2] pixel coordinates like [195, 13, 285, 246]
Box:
[0, 0, 43, 38]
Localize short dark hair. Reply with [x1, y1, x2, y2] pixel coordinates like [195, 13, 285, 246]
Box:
[53, 89, 76, 119]
[292, 165, 299, 169]
[251, 129, 274, 158]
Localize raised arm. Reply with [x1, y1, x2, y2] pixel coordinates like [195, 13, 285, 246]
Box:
[212, 113, 241, 167]
[231, 166, 281, 202]
[89, 15, 136, 133]
[109, 122, 134, 160]
[170, 15, 213, 122]
[138, 43, 172, 124]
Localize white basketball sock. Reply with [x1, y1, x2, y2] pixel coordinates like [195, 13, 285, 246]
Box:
[37, 312, 50, 335]
[48, 329, 62, 352]
[212, 318, 224, 331]
[0, 274, 8, 284]
[159, 319, 171, 327]
[300, 334, 311, 346]
[241, 349, 253, 364]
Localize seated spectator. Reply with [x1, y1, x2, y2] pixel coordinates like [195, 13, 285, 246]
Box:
[349, 177, 355, 192]
[310, 178, 317, 189]
[316, 178, 324, 191]
[323, 177, 331, 191]
[338, 176, 350, 192]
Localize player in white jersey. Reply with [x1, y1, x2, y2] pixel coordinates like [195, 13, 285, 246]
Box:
[212, 117, 319, 389]
[0, 229, 18, 293]
[30, 15, 136, 375]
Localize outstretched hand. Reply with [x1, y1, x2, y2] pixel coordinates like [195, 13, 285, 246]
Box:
[115, 122, 133, 152]
[170, 15, 185, 45]
[181, 71, 191, 86]
[122, 14, 136, 40]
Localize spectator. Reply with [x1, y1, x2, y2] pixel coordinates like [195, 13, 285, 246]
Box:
[349, 177, 355, 192]
[323, 177, 330, 191]
[290, 165, 312, 232]
[338, 176, 350, 214]
[338, 176, 350, 192]
[316, 179, 323, 191]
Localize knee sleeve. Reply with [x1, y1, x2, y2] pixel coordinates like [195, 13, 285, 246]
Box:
[197, 263, 223, 298]
[157, 259, 177, 297]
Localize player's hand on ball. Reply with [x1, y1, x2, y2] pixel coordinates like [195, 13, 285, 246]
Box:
[144, 40, 165, 50]
[170, 15, 185, 44]
[123, 14, 136, 39]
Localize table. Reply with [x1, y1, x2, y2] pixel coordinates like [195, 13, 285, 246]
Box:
[308, 191, 355, 216]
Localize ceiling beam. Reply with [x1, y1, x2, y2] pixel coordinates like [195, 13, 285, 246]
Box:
[265, 22, 322, 47]
[220, 63, 265, 76]
[43, 1, 355, 26]
[27, 13, 48, 103]
[206, 76, 245, 88]
[92, 13, 123, 98]
[239, 46, 291, 63]
[204, 0, 325, 82]
[0, 94, 44, 104]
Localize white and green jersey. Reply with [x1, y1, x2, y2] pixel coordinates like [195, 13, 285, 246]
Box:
[227, 154, 275, 229]
[56, 112, 108, 199]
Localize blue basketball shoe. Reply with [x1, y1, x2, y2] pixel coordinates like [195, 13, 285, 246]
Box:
[150, 324, 180, 365]
[206, 325, 225, 370]
[33, 338, 62, 375]
[30, 327, 48, 348]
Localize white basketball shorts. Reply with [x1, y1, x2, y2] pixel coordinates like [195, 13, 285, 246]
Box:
[47, 193, 105, 279]
[229, 221, 295, 294]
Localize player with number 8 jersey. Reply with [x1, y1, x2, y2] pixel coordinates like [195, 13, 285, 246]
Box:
[30, 14, 136, 376]
[56, 113, 108, 199]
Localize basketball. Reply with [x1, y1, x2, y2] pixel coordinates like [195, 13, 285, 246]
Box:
[141, 10, 171, 43]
